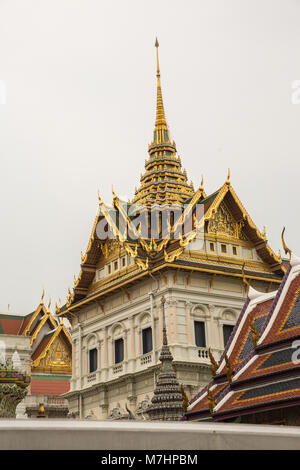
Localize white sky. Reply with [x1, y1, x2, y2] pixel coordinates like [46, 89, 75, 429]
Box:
[0, 0, 300, 313]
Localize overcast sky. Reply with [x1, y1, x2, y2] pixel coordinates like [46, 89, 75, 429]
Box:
[0, 0, 300, 313]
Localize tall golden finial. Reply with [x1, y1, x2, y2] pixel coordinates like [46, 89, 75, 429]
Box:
[155, 37, 160, 75]
[7, 304, 10, 313]
[281, 227, 292, 260]
[47, 298, 51, 313]
[153, 38, 169, 142]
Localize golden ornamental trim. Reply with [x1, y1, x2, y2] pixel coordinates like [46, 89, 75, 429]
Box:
[164, 246, 184, 262]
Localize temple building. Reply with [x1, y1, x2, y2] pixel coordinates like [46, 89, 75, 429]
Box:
[0, 293, 72, 418]
[185, 239, 300, 425]
[58, 40, 285, 419]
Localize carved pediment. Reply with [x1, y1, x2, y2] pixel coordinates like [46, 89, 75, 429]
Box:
[33, 336, 71, 373]
[208, 203, 247, 240]
[100, 239, 120, 260]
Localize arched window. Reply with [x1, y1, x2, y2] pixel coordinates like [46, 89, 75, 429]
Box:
[142, 327, 153, 354]
[191, 305, 209, 348]
[86, 333, 98, 373]
[114, 338, 124, 364]
[111, 323, 126, 365]
[194, 321, 206, 347]
[221, 309, 237, 348]
[222, 325, 234, 348]
[89, 348, 97, 373]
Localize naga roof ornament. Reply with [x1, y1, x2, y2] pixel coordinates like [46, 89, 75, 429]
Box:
[281, 226, 292, 260]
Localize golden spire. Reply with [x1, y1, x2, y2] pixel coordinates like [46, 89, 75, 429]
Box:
[132, 41, 194, 206]
[153, 38, 170, 144]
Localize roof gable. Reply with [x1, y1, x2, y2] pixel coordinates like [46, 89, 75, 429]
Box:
[60, 178, 284, 315]
[204, 183, 283, 273]
[31, 323, 72, 374]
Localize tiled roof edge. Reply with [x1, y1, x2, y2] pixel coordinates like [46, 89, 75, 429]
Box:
[259, 264, 292, 338]
[219, 297, 251, 364]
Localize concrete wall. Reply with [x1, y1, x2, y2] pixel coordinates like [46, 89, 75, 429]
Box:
[0, 419, 300, 450]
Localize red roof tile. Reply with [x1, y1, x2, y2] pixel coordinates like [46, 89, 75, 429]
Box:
[0, 317, 23, 335]
[30, 378, 70, 396]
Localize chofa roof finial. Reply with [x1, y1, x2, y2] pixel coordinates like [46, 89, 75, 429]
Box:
[40, 287, 45, 304]
[281, 227, 292, 260]
[225, 168, 230, 185]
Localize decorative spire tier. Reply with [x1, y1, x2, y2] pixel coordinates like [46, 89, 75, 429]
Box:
[132, 39, 194, 206]
[147, 296, 183, 421]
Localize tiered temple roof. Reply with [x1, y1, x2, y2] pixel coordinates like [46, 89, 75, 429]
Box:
[185, 250, 300, 424]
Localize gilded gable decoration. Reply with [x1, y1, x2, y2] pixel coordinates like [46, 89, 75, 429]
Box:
[208, 203, 246, 240]
[34, 337, 71, 372]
